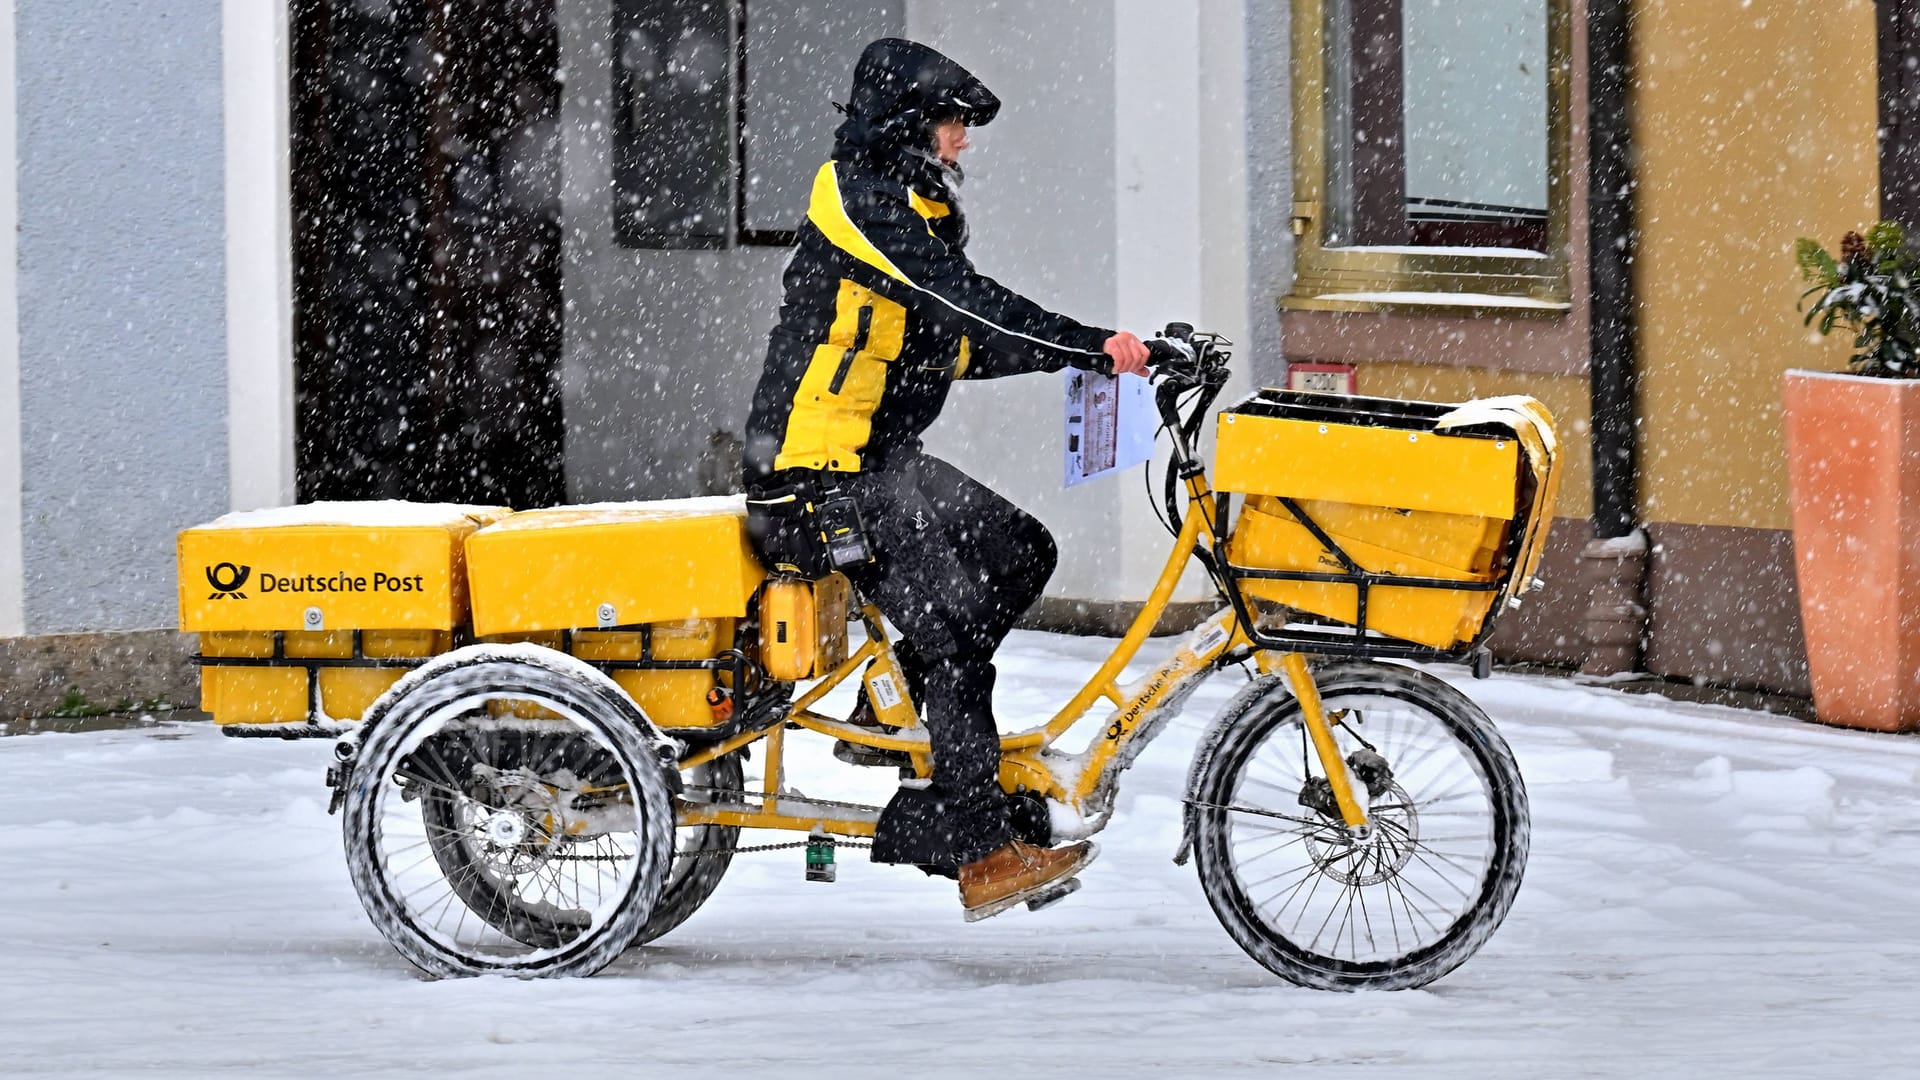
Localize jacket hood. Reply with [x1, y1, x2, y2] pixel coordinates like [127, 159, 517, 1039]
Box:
[832, 38, 1000, 164]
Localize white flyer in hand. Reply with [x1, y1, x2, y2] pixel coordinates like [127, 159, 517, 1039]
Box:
[1064, 369, 1154, 487]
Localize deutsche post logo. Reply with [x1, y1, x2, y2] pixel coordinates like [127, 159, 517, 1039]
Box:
[206, 562, 252, 600]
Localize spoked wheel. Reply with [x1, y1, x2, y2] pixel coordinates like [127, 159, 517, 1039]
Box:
[1191, 662, 1528, 990]
[633, 752, 745, 944]
[341, 647, 677, 978]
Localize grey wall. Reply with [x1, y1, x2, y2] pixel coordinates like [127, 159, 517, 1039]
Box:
[15, 1, 229, 633]
[908, 0, 1122, 601]
[559, 0, 902, 500]
[557, 0, 1261, 605]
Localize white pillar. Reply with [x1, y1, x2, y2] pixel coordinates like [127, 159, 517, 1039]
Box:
[0, 0, 23, 636]
[1198, 0, 1250, 363]
[222, 0, 296, 512]
[1114, 0, 1203, 336]
[1113, 0, 1220, 600]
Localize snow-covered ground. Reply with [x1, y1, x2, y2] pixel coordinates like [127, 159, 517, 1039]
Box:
[4, 629, 1918, 1078]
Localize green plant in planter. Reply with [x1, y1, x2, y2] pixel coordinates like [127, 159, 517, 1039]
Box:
[1794, 221, 1920, 377]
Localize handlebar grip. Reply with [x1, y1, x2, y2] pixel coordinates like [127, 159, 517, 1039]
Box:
[1146, 339, 1195, 367]
[1086, 337, 1199, 377]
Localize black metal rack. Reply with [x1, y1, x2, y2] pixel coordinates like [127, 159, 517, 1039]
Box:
[195, 623, 770, 736]
[1211, 500, 1505, 671]
[1208, 389, 1542, 674]
[193, 628, 447, 671]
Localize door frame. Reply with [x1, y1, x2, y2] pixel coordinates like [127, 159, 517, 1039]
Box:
[1882, 0, 1920, 228]
[222, 0, 299, 512]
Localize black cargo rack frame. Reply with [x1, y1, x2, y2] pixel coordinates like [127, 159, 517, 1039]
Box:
[1206, 389, 1542, 676]
[1210, 496, 1505, 674]
[193, 624, 766, 735]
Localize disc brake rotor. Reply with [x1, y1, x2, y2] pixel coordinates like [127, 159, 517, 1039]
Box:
[1302, 781, 1418, 886]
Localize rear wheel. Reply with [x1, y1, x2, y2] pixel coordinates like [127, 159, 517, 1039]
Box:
[634, 752, 745, 944]
[342, 647, 676, 978]
[1191, 662, 1528, 990]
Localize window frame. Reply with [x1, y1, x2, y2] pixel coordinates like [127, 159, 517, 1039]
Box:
[611, 0, 797, 250]
[1881, 0, 1920, 231]
[1285, 0, 1576, 315]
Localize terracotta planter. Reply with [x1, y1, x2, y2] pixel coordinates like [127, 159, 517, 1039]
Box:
[1781, 370, 1920, 732]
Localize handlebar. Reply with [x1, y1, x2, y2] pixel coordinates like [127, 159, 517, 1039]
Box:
[1146, 338, 1195, 368]
[1087, 323, 1230, 386]
[1077, 322, 1235, 538]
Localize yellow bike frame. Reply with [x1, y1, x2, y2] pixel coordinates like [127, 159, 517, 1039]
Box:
[676, 467, 1372, 840]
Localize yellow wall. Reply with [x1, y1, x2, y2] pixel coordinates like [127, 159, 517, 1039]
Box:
[1357, 366, 1593, 521]
[1630, 0, 1879, 529]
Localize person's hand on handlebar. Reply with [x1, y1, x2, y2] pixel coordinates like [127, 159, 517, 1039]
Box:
[1102, 332, 1151, 376]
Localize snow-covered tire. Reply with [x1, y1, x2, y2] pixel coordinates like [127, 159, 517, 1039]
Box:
[1190, 662, 1528, 991]
[633, 751, 744, 945]
[341, 645, 677, 979]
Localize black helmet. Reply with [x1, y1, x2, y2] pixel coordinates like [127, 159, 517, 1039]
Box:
[839, 38, 1000, 145]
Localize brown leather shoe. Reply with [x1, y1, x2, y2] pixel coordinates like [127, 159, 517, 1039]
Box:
[958, 840, 1097, 922]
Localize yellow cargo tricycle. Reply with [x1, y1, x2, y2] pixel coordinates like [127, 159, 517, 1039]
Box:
[178, 325, 1559, 989]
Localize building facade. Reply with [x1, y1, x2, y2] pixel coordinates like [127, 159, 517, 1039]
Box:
[0, 0, 1912, 715]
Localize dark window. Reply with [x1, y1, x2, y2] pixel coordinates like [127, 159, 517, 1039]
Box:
[612, 0, 902, 249]
[1323, 0, 1550, 251]
[612, 0, 738, 248]
[1882, 0, 1920, 232]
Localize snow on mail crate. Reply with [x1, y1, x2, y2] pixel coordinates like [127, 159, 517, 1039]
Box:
[466, 499, 766, 731]
[1215, 389, 1560, 650]
[178, 501, 510, 730]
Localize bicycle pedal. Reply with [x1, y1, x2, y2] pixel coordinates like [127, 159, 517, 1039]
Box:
[832, 739, 913, 768]
[1024, 876, 1082, 913]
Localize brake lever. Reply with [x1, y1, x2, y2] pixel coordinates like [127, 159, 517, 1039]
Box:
[1145, 338, 1199, 387]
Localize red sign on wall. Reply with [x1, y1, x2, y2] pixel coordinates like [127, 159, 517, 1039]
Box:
[1286, 363, 1357, 395]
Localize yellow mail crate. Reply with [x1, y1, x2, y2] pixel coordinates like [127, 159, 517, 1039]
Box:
[570, 619, 737, 730]
[465, 498, 765, 637]
[178, 502, 509, 729]
[179, 502, 509, 632]
[467, 499, 767, 730]
[1230, 498, 1499, 649]
[1217, 390, 1559, 650]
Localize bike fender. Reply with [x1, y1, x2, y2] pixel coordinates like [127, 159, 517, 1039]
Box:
[352, 641, 686, 796]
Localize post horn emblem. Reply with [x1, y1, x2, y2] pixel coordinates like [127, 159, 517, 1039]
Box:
[206, 562, 251, 600]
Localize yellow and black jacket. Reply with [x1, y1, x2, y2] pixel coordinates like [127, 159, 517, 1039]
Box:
[744, 42, 1112, 486]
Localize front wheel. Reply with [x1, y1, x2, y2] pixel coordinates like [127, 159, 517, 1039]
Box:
[1190, 662, 1528, 990]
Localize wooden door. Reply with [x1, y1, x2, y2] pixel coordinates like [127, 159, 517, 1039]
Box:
[290, 0, 564, 507]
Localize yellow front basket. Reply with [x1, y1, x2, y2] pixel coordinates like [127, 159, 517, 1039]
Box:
[1213, 389, 1561, 653]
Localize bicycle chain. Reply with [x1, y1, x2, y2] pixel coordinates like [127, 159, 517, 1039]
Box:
[540, 837, 874, 862]
[679, 837, 872, 859]
[491, 788, 882, 863]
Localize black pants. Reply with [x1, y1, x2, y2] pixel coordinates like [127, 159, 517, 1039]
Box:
[839, 453, 1058, 870]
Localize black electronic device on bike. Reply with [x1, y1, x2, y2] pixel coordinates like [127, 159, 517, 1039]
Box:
[747, 477, 875, 578]
[814, 485, 873, 571]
